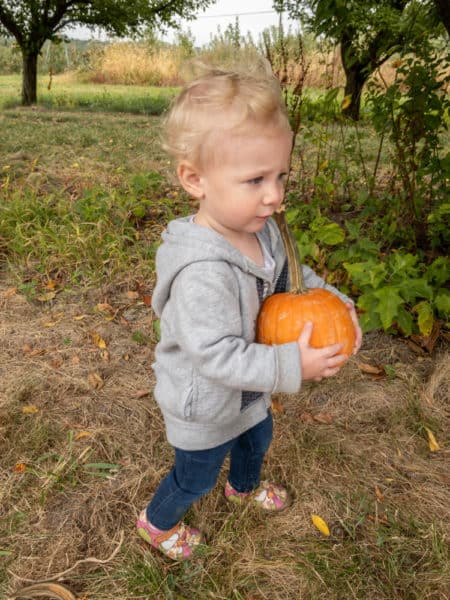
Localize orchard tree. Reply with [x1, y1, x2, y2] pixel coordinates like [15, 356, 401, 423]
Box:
[0, 0, 214, 106]
[276, 0, 445, 120]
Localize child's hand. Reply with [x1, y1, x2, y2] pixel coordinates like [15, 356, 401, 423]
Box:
[346, 302, 363, 355]
[297, 321, 348, 382]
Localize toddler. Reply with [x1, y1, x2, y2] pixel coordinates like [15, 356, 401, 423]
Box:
[136, 62, 362, 560]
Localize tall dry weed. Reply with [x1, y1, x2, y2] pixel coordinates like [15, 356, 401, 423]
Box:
[88, 42, 184, 87]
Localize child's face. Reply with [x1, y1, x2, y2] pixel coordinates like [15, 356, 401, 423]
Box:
[188, 122, 293, 239]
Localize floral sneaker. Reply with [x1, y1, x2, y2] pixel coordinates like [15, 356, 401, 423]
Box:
[136, 510, 203, 560]
[224, 479, 290, 511]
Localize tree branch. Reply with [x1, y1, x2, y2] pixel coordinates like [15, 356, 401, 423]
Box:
[0, 4, 24, 44]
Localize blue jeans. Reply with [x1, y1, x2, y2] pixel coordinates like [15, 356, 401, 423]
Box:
[147, 411, 273, 530]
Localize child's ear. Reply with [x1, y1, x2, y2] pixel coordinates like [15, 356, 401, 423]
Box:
[177, 161, 204, 199]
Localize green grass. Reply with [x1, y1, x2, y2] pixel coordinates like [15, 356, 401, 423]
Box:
[0, 74, 177, 113]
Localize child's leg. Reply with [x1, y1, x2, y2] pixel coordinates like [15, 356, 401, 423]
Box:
[148, 441, 231, 529]
[228, 411, 273, 493]
[138, 442, 232, 559]
[226, 411, 290, 511]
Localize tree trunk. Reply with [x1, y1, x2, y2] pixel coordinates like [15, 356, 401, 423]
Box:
[340, 43, 368, 121]
[22, 51, 38, 105]
[342, 66, 367, 121]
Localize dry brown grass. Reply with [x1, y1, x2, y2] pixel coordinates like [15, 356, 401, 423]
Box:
[1, 281, 449, 599]
[79, 42, 402, 91]
[86, 43, 185, 87]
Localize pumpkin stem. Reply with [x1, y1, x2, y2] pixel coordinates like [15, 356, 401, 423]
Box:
[273, 210, 307, 294]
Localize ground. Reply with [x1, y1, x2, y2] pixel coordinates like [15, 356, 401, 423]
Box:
[0, 105, 449, 599]
[1, 281, 448, 599]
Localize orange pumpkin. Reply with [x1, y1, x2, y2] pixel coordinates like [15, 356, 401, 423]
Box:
[257, 212, 355, 358]
[257, 287, 355, 356]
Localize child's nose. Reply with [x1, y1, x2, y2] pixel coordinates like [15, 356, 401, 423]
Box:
[263, 182, 283, 206]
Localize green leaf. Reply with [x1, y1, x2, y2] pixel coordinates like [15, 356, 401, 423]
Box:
[356, 293, 382, 332]
[398, 278, 433, 302]
[414, 301, 434, 336]
[84, 462, 120, 470]
[314, 222, 345, 245]
[427, 257, 450, 287]
[396, 306, 413, 336]
[345, 260, 386, 290]
[373, 286, 404, 331]
[434, 290, 450, 317]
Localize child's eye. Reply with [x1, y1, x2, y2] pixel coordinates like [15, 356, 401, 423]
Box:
[247, 176, 263, 185]
[278, 172, 288, 182]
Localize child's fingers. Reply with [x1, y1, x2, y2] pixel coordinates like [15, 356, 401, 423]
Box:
[320, 342, 344, 357]
[297, 321, 313, 345]
[325, 353, 348, 368]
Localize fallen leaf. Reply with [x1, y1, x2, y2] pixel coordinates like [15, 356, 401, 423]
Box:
[143, 294, 152, 306]
[88, 371, 104, 389]
[14, 462, 27, 472]
[36, 291, 57, 302]
[367, 514, 390, 526]
[90, 331, 107, 349]
[73, 314, 86, 321]
[311, 514, 331, 536]
[411, 320, 441, 353]
[299, 412, 315, 424]
[44, 280, 57, 289]
[313, 412, 334, 424]
[22, 344, 33, 353]
[75, 431, 93, 440]
[271, 397, 284, 414]
[96, 302, 115, 313]
[135, 390, 151, 398]
[424, 427, 440, 452]
[49, 358, 63, 368]
[123, 353, 130, 361]
[22, 405, 39, 414]
[375, 485, 385, 502]
[126, 291, 139, 300]
[71, 355, 80, 364]
[357, 362, 385, 375]
[120, 316, 130, 327]
[30, 347, 46, 357]
[2, 287, 17, 298]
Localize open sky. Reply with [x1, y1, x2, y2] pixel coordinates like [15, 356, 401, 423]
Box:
[66, 0, 298, 46]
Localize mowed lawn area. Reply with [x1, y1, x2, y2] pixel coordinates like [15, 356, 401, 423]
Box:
[0, 82, 449, 599]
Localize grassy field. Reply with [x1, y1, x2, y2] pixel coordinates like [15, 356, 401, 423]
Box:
[1, 93, 449, 599]
[0, 74, 177, 113]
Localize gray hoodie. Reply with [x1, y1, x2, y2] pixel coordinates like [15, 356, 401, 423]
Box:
[151, 216, 350, 451]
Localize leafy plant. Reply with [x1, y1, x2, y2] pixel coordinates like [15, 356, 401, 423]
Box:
[367, 44, 450, 251]
[345, 254, 450, 335]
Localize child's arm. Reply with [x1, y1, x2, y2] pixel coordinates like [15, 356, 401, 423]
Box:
[169, 262, 301, 394]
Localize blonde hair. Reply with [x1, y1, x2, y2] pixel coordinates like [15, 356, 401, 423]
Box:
[162, 60, 291, 168]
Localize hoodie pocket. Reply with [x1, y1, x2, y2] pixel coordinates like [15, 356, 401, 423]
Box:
[182, 383, 194, 419]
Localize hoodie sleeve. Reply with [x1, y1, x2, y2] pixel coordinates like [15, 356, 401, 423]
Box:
[168, 261, 301, 394]
[302, 265, 353, 305]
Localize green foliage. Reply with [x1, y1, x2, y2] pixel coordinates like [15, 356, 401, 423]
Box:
[0, 172, 174, 285]
[344, 254, 449, 335]
[286, 200, 450, 336]
[367, 44, 450, 250]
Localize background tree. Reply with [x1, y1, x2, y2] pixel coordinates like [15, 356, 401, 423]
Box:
[276, 0, 445, 120]
[0, 0, 213, 106]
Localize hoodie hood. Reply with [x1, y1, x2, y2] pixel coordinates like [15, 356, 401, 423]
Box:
[152, 216, 278, 317]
